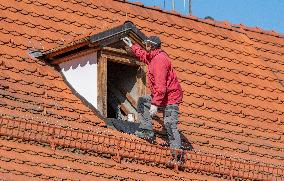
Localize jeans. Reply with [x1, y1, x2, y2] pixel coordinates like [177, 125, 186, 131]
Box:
[137, 95, 181, 149]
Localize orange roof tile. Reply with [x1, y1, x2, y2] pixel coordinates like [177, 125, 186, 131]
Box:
[1, 0, 284, 180]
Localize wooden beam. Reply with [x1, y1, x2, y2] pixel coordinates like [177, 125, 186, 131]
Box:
[108, 83, 137, 116]
[101, 47, 144, 66]
[129, 33, 145, 48]
[119, 87, 137, 109]
[137, 66, 147, 97]
[97, 51, 107, 117]
[49, 48, 100, 65]
[47, 40, 90, 59]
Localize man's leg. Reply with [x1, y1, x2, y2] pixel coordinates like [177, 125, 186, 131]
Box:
[163, 104, 181, 149]
[135, 95, 154, 139]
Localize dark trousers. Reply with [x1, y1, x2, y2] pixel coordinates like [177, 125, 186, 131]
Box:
[137, 95, 181, 149]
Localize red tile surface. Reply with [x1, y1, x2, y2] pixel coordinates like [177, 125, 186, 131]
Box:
[1, 0, 284, 180]
[1, 138, 211, 181]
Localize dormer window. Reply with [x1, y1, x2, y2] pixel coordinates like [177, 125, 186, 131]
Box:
[38, 22, 147, 121]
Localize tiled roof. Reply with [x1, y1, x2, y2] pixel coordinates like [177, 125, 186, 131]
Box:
[1, 0, 284, 180]
[1, 136, 202, 181]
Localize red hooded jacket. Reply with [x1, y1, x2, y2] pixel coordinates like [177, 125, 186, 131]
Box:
[131, 44, 183, 107]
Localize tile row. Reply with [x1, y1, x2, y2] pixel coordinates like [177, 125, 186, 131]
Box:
[164, 43, 284, 83]
[245, 30, 284, 48]
[179, 109, 282, 136]
[0, 70, 71, 95]
[179, 113, 283, 144]
[182, 92, 282, 125]
[0, 16, 81, 38]
[250, 36, 284, 48]
[1, 58, 62, 81]
[0, 3, 97, 31]
[179, 78, 284, 105]
[183, 90, 284, 116]
[179, 118, 282, 146]
[176, 65, 284, 95]
[179, 122, 283, 154]
[18, 0, 119, 24]
[0, 25, 63, 46]
[0, 87, 91, 115]
[0, 103, 102, 133]
[182, 131, 284, 167]
[181, 100, 280, 126]
[0, 80, 83, 107]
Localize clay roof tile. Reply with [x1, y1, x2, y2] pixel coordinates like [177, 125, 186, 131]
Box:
[1, 0, 284, 180]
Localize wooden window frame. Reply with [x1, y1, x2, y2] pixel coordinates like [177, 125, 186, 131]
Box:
[97, 47, 146, 117]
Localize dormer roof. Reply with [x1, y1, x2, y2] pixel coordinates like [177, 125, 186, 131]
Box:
[37, 21, 147, 63]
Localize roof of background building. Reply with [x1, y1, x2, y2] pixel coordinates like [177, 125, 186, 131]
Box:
[1, 0, 284, 180]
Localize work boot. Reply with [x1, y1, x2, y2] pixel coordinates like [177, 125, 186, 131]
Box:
[134, 129, 154, 140]
[171, 151, 185, 164]
[166, 151, 185, 169]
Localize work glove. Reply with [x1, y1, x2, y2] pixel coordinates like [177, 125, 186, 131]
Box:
[149, 105, 158, 117]
[122, 37, 133, 47]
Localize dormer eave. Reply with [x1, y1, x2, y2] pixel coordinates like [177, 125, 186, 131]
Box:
[37, 21, 147, 65]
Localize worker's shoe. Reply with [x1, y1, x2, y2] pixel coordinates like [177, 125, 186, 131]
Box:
[134, 129, 154, 140]
[171, 151, 185, 164]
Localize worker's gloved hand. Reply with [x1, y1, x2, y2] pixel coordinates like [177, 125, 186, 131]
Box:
[149, 105, 158, 117]
[122, 37, 133, 47]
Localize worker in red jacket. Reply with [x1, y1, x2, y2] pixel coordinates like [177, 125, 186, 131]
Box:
[122, 36, 183, 151]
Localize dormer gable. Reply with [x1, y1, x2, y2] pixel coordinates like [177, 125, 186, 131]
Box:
[38, 22, 148, 121]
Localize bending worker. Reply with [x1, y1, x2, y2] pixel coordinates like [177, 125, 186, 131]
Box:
[122, 36, 183, 150]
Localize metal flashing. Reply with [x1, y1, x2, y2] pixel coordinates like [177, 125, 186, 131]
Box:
[90, 21, 147, 46]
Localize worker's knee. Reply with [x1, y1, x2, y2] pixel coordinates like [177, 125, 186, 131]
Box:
[165, 118, 178, 131]
[137, 95, 151, 113]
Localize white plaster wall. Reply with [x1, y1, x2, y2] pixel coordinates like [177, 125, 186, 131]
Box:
[59, 52, 98, 108]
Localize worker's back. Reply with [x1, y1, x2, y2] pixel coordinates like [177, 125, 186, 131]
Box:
[148, 50, 183, 106]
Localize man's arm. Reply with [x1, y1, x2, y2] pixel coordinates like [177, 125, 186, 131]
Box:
[122, 37, 150, 65]
[131, 44, 150, 65]
[152, 57, 168, 106]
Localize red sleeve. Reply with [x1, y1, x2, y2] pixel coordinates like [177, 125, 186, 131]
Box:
[151, 55, 168, 106]
[131, 44, 150, 65]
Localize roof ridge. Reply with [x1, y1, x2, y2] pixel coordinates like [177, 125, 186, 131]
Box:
[1, 117, 283, 179]
[115, 0, 284, 39]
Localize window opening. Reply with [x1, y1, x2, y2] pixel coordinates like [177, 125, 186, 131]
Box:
[107, 60, 140, 121]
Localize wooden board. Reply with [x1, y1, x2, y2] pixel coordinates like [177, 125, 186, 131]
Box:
[97, 51, 107, 117]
